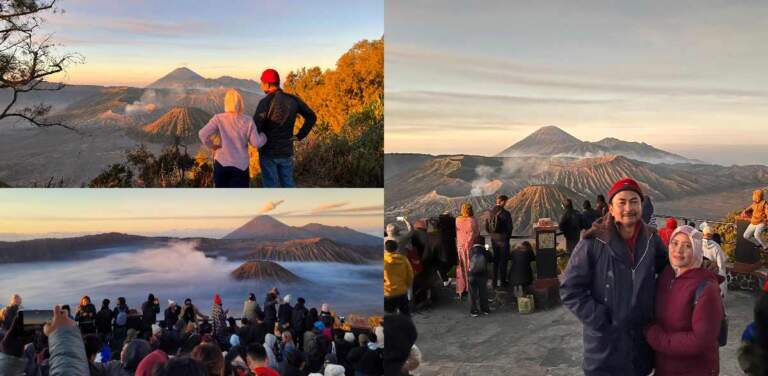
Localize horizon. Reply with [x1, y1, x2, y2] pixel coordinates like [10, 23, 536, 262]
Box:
[385, 125, 768, 166]
[41, 0, 383, 87]
[0, 190, 384, 241]
[386, 1, 768, 164]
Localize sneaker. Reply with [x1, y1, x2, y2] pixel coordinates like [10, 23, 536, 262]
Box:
[443, 278, 452, 287]
[482, 310, 491, 315]
[470, 310, 480, 317]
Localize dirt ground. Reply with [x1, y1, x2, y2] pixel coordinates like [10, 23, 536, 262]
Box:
[410, 284, 755, 376]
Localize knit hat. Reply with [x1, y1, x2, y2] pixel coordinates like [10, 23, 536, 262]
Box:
[607, 177, 644, 204]
[213, 294, 222, 306]
[168, 300, 176, 306]
[321, 303, 329, 313]
[324, 364, 345, 376]
[261, 69, 280, 84]
[702, 226, 713, 236]
[151, 324, 162, 337]
[669, 225, 704, 268]
[283, 294, 291, 304]
[344, 332, 355, 343]
[230, 334, 240, 348]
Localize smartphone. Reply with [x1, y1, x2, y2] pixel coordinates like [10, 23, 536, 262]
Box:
[21, 310, 54, 326]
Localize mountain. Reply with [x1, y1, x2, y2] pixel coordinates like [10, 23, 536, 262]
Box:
[147, 67, 260, 92]
[0, 233, 161, 263]
[223, 215, 382, 246]
[386, 190, 496, 224]
[230, 260, 303, 282]
[504, 184, 588, 236]
[50, 87, 146, 127]
[174, 87, 262, 115]
[224, 215, 313, 241]
[0, 232, 381, 264]
[147, 67, 206, 89]
[141, 106, 211, 143]
[238, 238, 373, 264]
[496, 126, 698, 164]
[384, 153, 436, 180]
[385, 151, 768, 234]
[299, 223, 381, 246]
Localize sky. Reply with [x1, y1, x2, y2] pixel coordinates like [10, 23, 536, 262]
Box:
[385, 0, 768, 164]
[0, 189, 383, 241]
[40, 0, 383, 87]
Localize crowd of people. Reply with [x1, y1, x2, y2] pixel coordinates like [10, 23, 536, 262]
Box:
[0, 288, 390, 376]
[384, 176, 768, 375]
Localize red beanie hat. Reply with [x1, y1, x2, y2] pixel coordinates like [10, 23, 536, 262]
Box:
[607, 177, 644, 203]
[261, 68, 280, 85]
[214, 293, 222, 306]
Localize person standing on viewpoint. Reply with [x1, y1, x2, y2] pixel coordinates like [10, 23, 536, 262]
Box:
[486, 194, 513, 289]
[254, 68, 317, 188]
[560, 177, 669, 376]
[199, 88, 268, 188]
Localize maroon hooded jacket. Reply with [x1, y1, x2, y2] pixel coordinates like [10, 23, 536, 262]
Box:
[644, 266, 724, 376]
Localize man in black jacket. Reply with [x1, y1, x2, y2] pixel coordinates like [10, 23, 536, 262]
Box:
[559, 199, 584, 254]
[486, 194, 513, 288]
[254, 68, 317, 188]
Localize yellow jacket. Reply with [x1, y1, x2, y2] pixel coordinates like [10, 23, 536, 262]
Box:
[751, 190, 767, 225]
[384, 251, 414, 297]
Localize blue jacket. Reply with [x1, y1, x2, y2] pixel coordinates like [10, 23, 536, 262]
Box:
[560, 214, 668, 376]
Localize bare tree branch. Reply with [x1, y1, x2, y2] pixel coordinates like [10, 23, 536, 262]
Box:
[0, 0, 81, 130]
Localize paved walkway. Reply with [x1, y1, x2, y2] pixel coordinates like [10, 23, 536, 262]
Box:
[411, 286, 754, 376]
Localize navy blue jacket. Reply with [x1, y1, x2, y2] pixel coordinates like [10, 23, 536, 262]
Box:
[560, 214, 668, 376]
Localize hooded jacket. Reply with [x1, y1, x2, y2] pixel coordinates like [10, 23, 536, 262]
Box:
[749, 190, 768, 225]
[644, 267, 724, 376]
[658, 218, 678, 247]
[253, 89, 317, 158]
[560, 213, 668, 376]
[384, 251, 414, 297]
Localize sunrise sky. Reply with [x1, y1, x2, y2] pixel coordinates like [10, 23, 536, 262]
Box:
[42, 0, 382, 87]
[0, 189, 383, 241]
[386, 0, 768, 165]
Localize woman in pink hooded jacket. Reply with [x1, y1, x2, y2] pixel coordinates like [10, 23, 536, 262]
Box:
[455, 202, 479, 300]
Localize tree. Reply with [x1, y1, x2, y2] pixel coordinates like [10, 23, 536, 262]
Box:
[284, 38, 383, 133]
[0, 0, 82, 128]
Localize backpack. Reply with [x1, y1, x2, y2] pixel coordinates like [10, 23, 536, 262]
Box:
[693, 280, 727, 347]
[485, 208, 502, 234]
[115, 306, 128, 327]
[469, 246, 488, 275]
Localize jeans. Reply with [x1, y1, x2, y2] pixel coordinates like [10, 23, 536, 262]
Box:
[744, 223, 767, 249]
[260, 156, 296, 188]
[491, 237, 510, 287]
[213, 161, 249, 188]
[469, 275, 489, 312]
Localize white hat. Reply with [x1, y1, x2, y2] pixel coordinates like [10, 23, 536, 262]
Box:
[168, 300, 176, 306]
[344, 332, 355, 343]
[151, 324, 162, 336]
[324, 364, 345, 376]
[283, 294, 292, 304]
